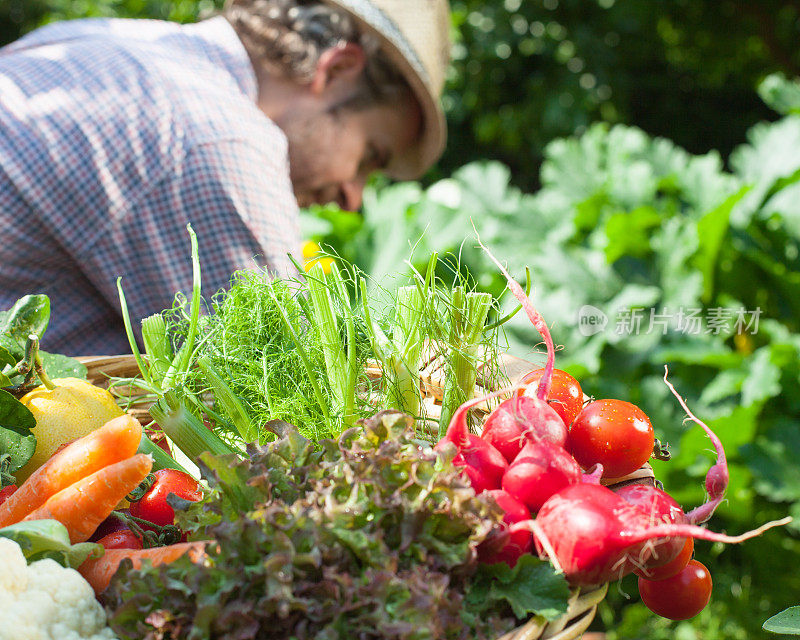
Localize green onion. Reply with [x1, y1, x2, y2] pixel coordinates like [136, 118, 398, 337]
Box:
[137, 432, 190, 473]
[141, 314, 173, 386]
[196, 356, 255, 443]
[438, 288, 493, 437]
[305, 262, 357, 426]
[149, 390, 236, 460]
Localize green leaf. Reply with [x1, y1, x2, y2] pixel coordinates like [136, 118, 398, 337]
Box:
[741, 420, 800, 503]
[0, 519, 102, 568]
[764, 606, 800, 635]
[692, 186, 749, 302]
[0, 344, 15, 369]
[38, 351, 87, 380]
[603, 206, 662, 264]
[465, 555, 570, 621]
[0, 388, 36, 473]
[0, 294, 50, 354]
[758, 73, 800, 116]
[741, 347, 782, 407]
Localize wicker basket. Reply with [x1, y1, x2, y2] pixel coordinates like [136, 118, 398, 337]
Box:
[78, 353, 651, 640]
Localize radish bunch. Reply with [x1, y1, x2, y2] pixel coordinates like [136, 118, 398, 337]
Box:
[435, 246, 790, 621]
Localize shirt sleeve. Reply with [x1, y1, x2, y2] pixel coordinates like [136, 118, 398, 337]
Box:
[72, 137, 302, 331]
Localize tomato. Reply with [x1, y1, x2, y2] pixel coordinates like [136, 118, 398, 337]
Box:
[0, 484, 17, 506]
[96, 529, 143, 550]
[128, 469, 202, 528]
[638, 559, 712, 620]
[634, 537, 694, 581]
[519, 368, 584, 427]
[568, 399, 654, 478]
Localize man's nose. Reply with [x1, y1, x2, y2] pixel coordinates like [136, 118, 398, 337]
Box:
[340, 177, 366, 212]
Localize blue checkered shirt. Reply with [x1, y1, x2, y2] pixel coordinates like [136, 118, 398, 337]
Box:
[0, 16, 301, 356]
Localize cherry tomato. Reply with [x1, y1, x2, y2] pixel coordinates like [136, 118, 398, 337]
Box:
[638, 559, 712, 620]
[128, 469, 202, 528]
[96, 529, 143, 550]
[519, 368, 584, 426]
[569, 399, 654, 478]
[0, 484, 17, 506]
[635, 537, 694, 581]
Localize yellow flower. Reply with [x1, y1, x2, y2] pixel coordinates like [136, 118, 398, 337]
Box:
[302, 240, 335, 274]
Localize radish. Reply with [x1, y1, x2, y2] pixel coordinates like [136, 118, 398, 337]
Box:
[502, 441, 582, 512]
[662, 368, 728, 524]
[479, 489, 533, 567]
[477, 242, 568, 462]
[532, 482, 790, 586]
[481, 395, 567, 463]
[435, 387, 512, 493]
[614, 484, 688, 570]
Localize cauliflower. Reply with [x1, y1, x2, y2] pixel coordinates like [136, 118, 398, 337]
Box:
[0, 538, 117, 640]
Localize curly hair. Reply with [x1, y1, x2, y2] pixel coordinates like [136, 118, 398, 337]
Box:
[223, 0, 409, 109]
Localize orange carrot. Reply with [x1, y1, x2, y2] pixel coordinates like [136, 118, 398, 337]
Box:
[23, 453, 153, 543]
[0, 414, 143, 527]
[79, 541, 209, 594]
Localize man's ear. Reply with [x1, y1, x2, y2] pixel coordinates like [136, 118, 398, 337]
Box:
[310, 43, 366, 95]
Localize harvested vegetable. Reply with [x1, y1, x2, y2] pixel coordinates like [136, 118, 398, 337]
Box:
[79, 542, 207, 595]
[0, 414, 142, 527]
[102, 412, 570, 639]
[15, 378, 124, 482]
[23, 453, 153, 543]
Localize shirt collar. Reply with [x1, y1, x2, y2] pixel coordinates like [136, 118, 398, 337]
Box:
[183, 16, 259, 103]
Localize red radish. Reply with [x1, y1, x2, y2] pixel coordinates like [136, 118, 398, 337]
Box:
[519, 368, 584, 427]
[502, 442, 582, 512]
[481, 395, 567, 463]
[614, 484, 688, 570]
[435, 388, 510, 493]
[532, 482, 789, 586]
[479, 489, 533, 567]
[662, 368, 729, 524]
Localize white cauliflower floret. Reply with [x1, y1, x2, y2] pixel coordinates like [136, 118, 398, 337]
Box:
[0, 538, 117, 640]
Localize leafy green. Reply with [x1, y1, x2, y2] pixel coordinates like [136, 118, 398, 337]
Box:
[465, 554, 570, 620]
[0, 519, 102, 567]
[105, 412, 568, 639]
[0, 388, 36, 473]
[764, 606, 800, 635]
[0, 294, 50, 356]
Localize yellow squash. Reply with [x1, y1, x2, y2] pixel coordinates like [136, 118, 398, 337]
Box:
[15, 377, 125, 482]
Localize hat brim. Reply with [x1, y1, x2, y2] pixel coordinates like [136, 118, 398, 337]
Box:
[318, 0, 447, 181]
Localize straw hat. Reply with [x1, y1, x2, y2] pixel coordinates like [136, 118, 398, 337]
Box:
[225, 0, 451, 179]
[318, 0, 451, 180]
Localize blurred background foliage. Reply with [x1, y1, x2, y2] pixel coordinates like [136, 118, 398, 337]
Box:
[3, 1, 800, 638]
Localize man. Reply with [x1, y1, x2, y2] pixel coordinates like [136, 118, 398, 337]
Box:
[0, 0, 450, 354]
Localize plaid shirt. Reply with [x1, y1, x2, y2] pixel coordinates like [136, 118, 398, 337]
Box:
[0, 17, 301, 356]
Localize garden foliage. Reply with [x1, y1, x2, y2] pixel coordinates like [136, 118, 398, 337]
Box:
[305, 75, 800, 638]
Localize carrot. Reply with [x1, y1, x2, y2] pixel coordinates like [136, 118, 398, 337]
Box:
[22, 453, 152, 543]
[0, 414, 143, 527]
[79, 541, 209, 594]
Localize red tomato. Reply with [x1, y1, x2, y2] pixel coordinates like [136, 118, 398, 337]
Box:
[0, 484, 17, 506]
[519, 368, 584, 427]
[634, 537, 694, 581]
[638, 559, 712, 620]
[568, 399, 654, 478]
[97, 529, 143, 550]
[128, 469, 202, 528]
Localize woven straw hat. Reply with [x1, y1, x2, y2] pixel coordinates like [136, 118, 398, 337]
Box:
[319, 0, 451, 179]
